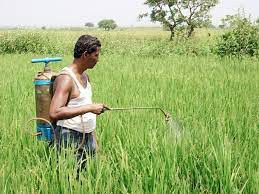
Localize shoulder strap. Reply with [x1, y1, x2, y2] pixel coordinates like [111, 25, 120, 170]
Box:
[59, 67, 84, 92]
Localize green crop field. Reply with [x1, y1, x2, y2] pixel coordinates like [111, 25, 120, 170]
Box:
[0, 29, 258, 193]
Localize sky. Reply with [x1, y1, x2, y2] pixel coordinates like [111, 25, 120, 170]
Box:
[0, 0, 259, 27]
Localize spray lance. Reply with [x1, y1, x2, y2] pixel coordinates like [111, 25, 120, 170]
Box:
[101, 107, 170, 121]
[101, 106, 182, 137]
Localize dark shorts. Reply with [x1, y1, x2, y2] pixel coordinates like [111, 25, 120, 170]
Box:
[51, 126, 97, 169]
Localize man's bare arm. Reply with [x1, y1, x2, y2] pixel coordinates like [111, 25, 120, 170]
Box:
[49, 75, 106, 121]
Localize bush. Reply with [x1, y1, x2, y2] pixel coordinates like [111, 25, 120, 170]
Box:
[215, 18, 259, 57]
[0, 32, 61, 54]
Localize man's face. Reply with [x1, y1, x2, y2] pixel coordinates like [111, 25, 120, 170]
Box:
[85, 47, 100, 69]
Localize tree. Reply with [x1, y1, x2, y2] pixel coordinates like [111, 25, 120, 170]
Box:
[220, 14, 249, 28]
[139, 0, 218, 40]
[220, 9, 251, 29]
[216, 14, 258, 57]
[98, 19, 117, 31]
[85, 22, 94, 28]
[139, 1, 179, 40]
[175, 0, 218, 37]
[220, 15, 236, 28]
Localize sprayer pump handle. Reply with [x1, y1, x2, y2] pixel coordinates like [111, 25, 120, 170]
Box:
[31, 57, 62, 64]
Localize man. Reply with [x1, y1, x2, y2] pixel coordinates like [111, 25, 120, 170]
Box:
[49, 34, 108, 170]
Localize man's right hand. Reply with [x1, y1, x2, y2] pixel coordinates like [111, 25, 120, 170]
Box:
[89, 103, 109, 115]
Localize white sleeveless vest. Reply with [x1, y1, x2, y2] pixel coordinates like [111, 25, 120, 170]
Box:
[56, 67, 96, 133]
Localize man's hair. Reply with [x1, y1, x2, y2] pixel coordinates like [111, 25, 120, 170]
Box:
[73, 35, 101, 58]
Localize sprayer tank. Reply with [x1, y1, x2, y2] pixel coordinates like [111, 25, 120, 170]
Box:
[34, 67, 56, 123]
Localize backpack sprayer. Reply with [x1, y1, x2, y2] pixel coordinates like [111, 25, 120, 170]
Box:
[30, 57, 62, 141]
